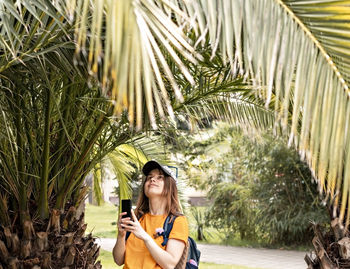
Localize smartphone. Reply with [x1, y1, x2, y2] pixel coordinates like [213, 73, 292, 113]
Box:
[121, 199, 132, 219]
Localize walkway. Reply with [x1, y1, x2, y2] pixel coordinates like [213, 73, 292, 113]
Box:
[96, 238, 308, 269]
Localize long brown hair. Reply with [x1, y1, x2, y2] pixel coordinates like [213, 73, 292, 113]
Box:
[135, 169, 182, 219]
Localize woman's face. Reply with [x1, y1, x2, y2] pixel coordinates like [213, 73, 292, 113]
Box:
[144, 169, 165, 198]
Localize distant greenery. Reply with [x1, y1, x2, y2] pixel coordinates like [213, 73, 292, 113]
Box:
[175, 123, 329, 246]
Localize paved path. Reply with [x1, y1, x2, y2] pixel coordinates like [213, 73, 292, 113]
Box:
[96, 238, 307, 269]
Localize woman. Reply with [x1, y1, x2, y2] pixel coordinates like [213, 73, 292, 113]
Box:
[113, 160, 189, 269]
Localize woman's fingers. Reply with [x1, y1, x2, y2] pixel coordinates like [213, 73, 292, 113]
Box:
[120, 216, 131, 222]
[119, 212, 127, 219]
[130, 209, 138, 222]
[118, 213, 132, 233]
[121, 223, 135, 232]
[121, 219, 134, 226]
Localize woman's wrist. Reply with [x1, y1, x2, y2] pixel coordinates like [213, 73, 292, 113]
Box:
[142, 232, 153, 243]
[117, 231, 126, 239]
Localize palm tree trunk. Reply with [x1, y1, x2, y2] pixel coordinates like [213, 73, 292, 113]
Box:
[305, 217, 350, 268]
[0, 202, 102, 268]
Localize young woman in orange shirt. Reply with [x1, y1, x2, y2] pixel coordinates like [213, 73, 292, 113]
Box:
[113, 160, 189, 269]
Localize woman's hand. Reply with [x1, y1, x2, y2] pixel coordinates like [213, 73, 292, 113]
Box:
[117, 212, 129, 238]
[121, 209, 151, 242]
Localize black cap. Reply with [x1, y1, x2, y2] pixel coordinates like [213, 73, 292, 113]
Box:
[142, 160, 177, 181]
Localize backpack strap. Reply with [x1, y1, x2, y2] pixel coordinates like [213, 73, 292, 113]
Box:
[161, 215, 177, 246]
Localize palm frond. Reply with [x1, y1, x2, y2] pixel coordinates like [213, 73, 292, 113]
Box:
[170, 46, 276, 132]
[72, 0, 202, 129]
[91, 133, 176, 207]
[92, 163, 104, 206]
[284, 0, 350, 85]
[0, 0, 69, 72]
[190, 0, 350, 223]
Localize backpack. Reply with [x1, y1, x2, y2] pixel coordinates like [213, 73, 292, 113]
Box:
[126, 215, 201, 269]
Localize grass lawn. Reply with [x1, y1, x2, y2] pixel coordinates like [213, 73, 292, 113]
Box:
[85, 202, 118, 238]
[98, 249, 267, 269]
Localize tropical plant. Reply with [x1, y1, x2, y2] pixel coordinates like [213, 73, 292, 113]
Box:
[79, 0, 350, 222]
[0, 2, 261, 268]
[190, 207, 207, 241]
[0, 50, 134, 267]
[1, 0, 349, 267]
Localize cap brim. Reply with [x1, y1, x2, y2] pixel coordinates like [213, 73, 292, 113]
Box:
[142, 160, 171, 177]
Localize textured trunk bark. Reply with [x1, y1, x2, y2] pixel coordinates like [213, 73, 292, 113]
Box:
[304, 219, 350, 268]
[0, 204, 101, 268]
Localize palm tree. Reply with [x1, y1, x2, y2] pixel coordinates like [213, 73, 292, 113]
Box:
[0, 48, 135, 268]
[0, 1, 267, 268]
[2, 0, 347, 267]
[77, 0, 350, 267]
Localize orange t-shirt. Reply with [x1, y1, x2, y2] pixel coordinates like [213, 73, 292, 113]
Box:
[124, 213, 189, 269]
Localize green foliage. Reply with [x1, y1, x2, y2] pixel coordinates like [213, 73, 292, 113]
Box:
[190, 207, 207, 241]
[113, 173, 143, 206]
[207, 183, 256, 241]
[179, 123, 328, 245]
[249, 137, 328, 244]
[0, 52, 133, 222]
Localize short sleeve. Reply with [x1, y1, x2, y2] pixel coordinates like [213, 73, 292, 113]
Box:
[169, 216, 189, 244]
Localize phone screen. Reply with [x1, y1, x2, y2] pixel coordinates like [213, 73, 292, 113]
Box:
[121, 199, 132, 219]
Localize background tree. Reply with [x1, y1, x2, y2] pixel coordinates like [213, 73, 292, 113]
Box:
[250, 135, 328, 245]
[177, 125, 328, 246]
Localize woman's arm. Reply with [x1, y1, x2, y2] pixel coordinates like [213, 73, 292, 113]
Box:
[122, 210, 185, 269]
[112, 212, 129, 265]
[144, 236, 186, 269]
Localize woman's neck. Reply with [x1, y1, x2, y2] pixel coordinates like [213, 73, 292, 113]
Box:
[148, 197, 167, 215]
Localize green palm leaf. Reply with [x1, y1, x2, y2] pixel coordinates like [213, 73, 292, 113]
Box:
[72, 0, 203, 129]
[190, 0, 350, 223]
[0, 0, 68, 72]
[92, 135, 170, 206]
